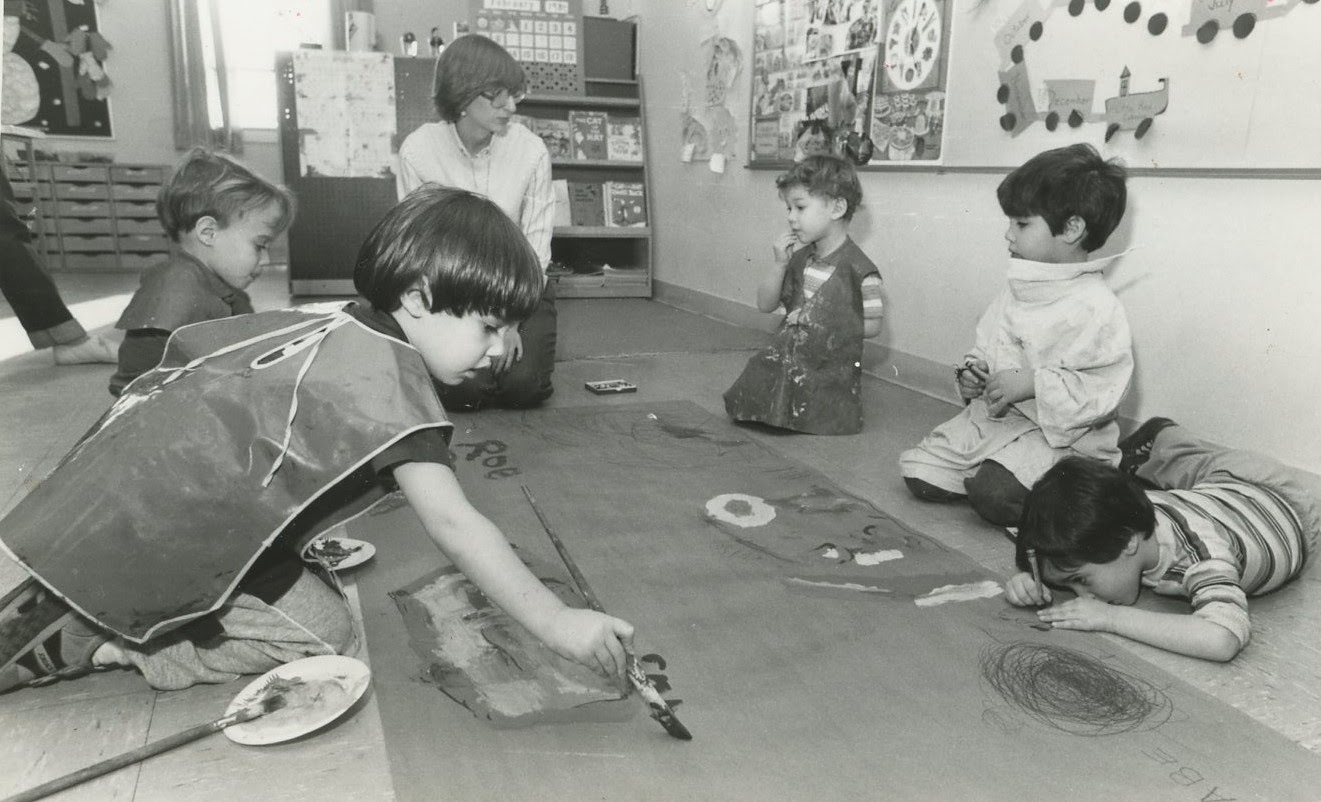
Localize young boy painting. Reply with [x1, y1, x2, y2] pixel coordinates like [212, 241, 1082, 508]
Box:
[1004, 419, 1321, 661]
[0, 187, 633, 692]
[899, 143, 1133, 526]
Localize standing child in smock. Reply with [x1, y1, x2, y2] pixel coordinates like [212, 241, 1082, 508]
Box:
[724, 154, 883, 435]
[899, 143, 1132, 526]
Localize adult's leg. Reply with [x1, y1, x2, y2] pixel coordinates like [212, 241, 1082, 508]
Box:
[489, 278, 557, 408]
[0, 162, 84, 349]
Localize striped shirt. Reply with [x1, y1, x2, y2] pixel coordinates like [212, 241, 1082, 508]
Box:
[802, 260, 884, 320]
[1143, 479, 1307, 648]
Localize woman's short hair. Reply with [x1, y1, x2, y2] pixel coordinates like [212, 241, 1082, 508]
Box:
[353, 185, 541, 322]
[431, 35, 526, 122]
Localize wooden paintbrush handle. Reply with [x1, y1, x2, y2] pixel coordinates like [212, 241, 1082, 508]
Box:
[3, 708, 260, 802]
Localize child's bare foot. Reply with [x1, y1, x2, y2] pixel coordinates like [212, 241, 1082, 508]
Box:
[52, 334, 117, 365]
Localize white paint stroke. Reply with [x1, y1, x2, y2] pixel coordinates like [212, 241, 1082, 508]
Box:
[784, 577, 892, 593]
[853, 549, 903, 566]
[914, 580, 1005, 607]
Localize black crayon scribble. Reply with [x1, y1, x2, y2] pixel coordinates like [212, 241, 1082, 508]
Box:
[979, 641, 1173, 736]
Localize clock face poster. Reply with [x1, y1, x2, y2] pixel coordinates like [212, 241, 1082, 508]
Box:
[749, 0, 950, 165]
[870, 0, 951, 162]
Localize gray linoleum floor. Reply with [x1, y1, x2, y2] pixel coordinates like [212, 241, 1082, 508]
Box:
[3, 268, 1321, 800]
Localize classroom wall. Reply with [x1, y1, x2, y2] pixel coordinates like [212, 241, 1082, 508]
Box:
[631, 1, 1321, 474]
[30, 0, 175, 165]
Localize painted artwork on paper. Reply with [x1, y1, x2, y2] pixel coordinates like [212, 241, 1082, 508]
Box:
[391, 554, 637, 727]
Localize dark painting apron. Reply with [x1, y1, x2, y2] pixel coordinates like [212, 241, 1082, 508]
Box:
[0, 305, 450, 642]
[724, 254, 868, 435]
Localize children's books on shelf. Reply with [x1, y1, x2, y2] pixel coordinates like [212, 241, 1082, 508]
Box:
[531, 118, 573, 159]
[606, 116, 644, 162]
[604, 181, 647, 228]
[567, 110, 609, 160]
[567, 181, 606, 227]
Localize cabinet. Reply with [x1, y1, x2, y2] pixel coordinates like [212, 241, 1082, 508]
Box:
[12, 160, 170, 271]
[518, 82, 652, 299]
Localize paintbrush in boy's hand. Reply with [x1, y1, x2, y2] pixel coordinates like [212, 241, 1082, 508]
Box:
[522, 485, 693, 741]
[3, 692, 287, 802]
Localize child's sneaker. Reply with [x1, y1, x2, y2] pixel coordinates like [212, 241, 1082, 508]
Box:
[0, 580, 107, 693]
[1119, 417, 1177, 476]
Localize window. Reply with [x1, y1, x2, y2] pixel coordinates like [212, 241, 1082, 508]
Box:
[204, 0, 334, 129]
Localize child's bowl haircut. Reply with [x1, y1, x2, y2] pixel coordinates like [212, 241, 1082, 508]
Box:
[996, 143, 1127, 253]
[353, 185, 542, 322]
[776, 154, 864, 220]
[1017, 456, 1155, 574]
[156, 148, 295, 242]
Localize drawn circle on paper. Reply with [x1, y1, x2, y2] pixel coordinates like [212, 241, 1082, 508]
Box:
[705, 493, 776, 529]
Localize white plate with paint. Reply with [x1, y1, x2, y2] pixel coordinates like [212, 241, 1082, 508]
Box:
[303, 536, 376, 571]
[224, 655, 371, 745]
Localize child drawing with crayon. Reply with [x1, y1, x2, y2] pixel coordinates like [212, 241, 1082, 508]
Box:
[0, 187, 633, 693]
[723, 154, 883, 435]
[1004, 419, 1321, 661]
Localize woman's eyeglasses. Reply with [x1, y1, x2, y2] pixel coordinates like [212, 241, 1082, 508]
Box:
[479, 89, 527, 107]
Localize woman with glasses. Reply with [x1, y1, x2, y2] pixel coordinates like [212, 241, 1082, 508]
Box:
[397, 35, 557, 410]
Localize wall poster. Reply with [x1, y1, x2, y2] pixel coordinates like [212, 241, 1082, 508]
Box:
[750, 0, 952, 166]
[2, 0, 113, 137]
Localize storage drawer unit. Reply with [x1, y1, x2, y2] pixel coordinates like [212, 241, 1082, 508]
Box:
[15, 160, 172, 271]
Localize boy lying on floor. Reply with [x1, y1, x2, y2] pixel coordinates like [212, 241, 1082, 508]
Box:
[1003, 418, 1321, 661]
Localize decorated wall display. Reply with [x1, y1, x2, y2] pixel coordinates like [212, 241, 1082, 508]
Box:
[2, 0, 113, 137]
[751, 0, 950, 166]
[750, 0, 1321, 170]
[468, 0, 584, 96]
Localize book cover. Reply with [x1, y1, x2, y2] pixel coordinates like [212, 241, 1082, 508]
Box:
[530, 118, 573, 159]
[606, 116, 643, 162]
[551, 179, 571, 227]
[567, 181, 606, 227]
[604, 181, 646, 228]
[567, 110, 609, 160]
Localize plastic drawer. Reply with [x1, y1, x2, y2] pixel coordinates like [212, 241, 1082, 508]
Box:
[111, 165, 166, 184]
[51, 164, 110, 182]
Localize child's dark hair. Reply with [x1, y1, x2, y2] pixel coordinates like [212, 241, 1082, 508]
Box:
[354, 186, 541, 322]
[776, 154, 863, 220]
[431, 35, 525, 122]
[996, 143, 1126, 252]
[156, 148, 294, 242]
[1015, 456, 1155, 574]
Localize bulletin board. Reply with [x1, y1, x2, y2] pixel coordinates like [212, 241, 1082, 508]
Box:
[276, 51, 399, 296]
[1, 0, 112, 137]
[749, 0, 1321, 173]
